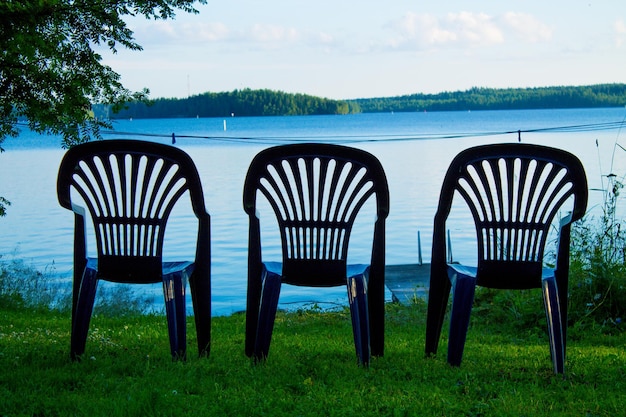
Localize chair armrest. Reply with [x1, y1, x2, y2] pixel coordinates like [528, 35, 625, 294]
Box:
[245, 213, 263, 357]
[369, 216, 387, 356]
[70, 206, 88, 318]
[71, 205, 87, 268]
[555, 214, 574, 275]
[193, 213, 211, 277]
[247, 214, 262, 271]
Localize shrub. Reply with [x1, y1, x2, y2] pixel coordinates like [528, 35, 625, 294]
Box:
[0, 255, 64, 311]
[0, 253, 149, 316]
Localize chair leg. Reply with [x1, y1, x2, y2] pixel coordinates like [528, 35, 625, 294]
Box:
[174, 273, 188, 360]
[542, 277, 565, 374]
[347, 275, 371, 366]
[367, 267, 385, 357]
[254, 273, 281, 361]
[162, 275, 187, 360]
[425, 266, 451, 357]
[447, 274, 476, 367]
[189, 269, 211, 357]
[71, 268, 98, 361]
[245, 266, 263, 358]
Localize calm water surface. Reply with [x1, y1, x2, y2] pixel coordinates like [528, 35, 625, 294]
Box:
[1, 108, 625, 315]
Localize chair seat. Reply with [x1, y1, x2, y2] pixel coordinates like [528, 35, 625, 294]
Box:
[445, 261, 564, 372]
[255, 260, 374, 364]
[78, 257, 197, 359]
[263, 261, 370, 286]
[86, 258, 195, 282]
[447, 263, 556, 284]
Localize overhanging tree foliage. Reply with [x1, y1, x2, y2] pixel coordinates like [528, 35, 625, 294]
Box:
[0, 0, 206, 216]
[0, 0, 206, 149]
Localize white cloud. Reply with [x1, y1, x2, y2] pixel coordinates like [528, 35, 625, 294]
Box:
[384, 11, 555, 51]
[133, 19, 338, 53]
[386, 12, 456, 49]
[190, 22, 231, 42]
[447, 11, 504, 45]
[317, 32, 334, 44]
[500, 12, 552, 42]
[134, 20, 231, 43]
[385, 11, 504, 50]
[248, 24, 300, 43]
[615, 18, 626, 47]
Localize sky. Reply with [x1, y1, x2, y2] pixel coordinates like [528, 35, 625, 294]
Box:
[101, 0, 626, 100]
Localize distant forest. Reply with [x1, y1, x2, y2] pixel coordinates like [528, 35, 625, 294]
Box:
[101, 89, 359, 119]
[99, 84, 626, 119]
[354, 84, 626, 113]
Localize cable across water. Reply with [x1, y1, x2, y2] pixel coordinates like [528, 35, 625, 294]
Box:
[97, 119, 626, 145]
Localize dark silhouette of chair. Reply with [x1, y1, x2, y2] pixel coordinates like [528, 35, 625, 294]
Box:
[425, 143, 588, 374]
[243, 143, 389, 365]
[57, 139, 211, 360]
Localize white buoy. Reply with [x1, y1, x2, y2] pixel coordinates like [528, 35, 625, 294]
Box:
[223, 120, 227, 131]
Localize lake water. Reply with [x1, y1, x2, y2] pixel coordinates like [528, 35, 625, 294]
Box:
[1, 108, 625, 316]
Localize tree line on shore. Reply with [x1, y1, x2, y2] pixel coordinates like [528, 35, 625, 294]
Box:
[99, 84, 626, 119]
[354, 84, 626, 113]
[99, 88, 359, 119]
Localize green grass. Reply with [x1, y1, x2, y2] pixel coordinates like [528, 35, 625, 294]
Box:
[1, 302, 625, 417]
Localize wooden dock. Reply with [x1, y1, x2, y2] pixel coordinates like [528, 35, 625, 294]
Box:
[384, 263, 430, 304]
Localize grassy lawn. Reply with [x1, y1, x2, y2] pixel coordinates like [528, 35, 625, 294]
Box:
[1, 302, 624, 417]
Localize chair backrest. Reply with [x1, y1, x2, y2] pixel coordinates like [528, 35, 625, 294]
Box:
[243, 143, 390, 286]
[57, 139, 207, 283]
[434, 143, 588, 289]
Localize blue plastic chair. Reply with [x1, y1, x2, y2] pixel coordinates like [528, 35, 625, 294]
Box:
[425, 143, 588, 374]
[57, 139, 211, 360]
[243, 143, 389, 365]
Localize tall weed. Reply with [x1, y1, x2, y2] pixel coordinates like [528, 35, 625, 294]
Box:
[0, 255, 65, 311]
[568, 171, 625, 332]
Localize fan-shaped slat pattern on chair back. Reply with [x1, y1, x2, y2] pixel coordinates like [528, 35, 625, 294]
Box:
[258, 155, 375, 262]
[456, 156, 575, 264]
[70, 151, 189, 259]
